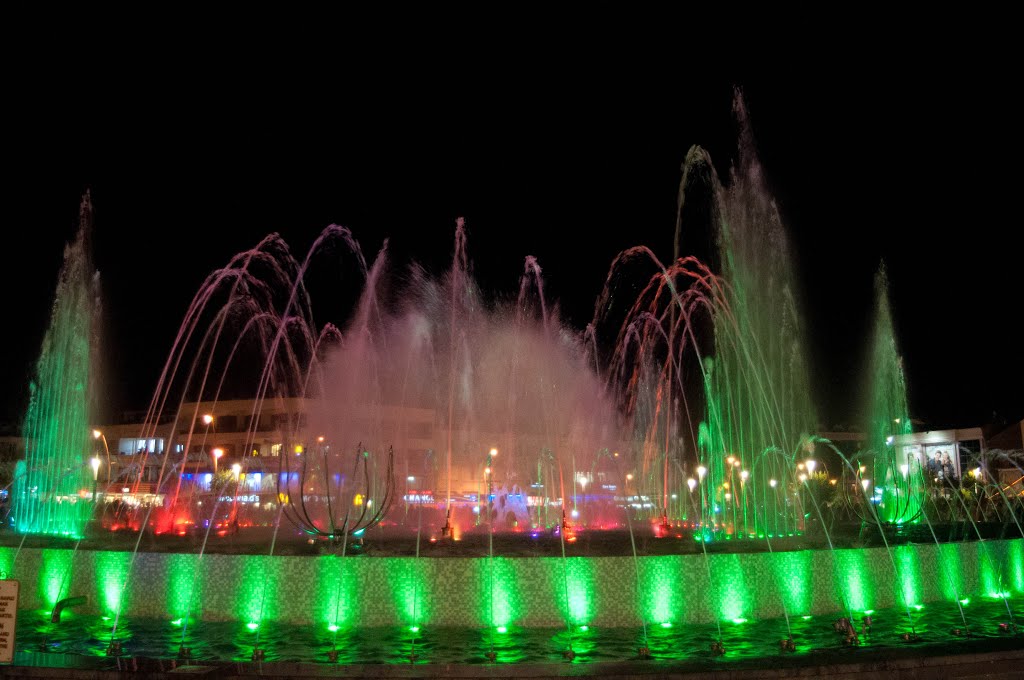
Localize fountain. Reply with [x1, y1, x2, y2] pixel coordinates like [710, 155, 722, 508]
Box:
[2, 91, 1022, 675]
[11, 192, 100, 538]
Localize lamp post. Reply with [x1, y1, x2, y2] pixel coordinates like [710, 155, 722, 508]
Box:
[91, 455, 101, 502]
[212, 448, 224, 475]
[92, 429, 110, 484]
[485, 448, 497, 529]
[696, 465, 707, 535]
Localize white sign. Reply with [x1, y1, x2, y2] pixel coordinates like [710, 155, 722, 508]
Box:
[0, 579, 19, 664]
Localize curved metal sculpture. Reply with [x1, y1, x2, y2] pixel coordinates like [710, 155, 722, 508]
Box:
[278, 442, 395, 542]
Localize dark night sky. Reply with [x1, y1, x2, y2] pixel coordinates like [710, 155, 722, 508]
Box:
[2, 51, 1021, 433]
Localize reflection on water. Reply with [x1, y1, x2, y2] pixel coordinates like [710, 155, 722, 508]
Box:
[17, 599, 1024, 666]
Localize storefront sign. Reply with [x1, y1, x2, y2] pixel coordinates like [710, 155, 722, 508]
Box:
[0, 579, 19, 663]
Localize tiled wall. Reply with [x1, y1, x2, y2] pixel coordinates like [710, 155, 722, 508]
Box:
[2, 539, 1021, 627]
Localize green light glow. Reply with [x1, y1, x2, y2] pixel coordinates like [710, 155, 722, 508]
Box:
[863, 609, 874, 615]
[979, 546, 999, 598]
[246, 621, 259, 631]
[913, 604, 924, 611]
[959, 598, 970, 606]
[171, 618, 183, 626]
[1009, 541, 1024, 593]
[328, 624, 339, 632]
[773, 551, 811, 614]
[166, 553, 198, 620]
[478, 558, 518, 629]
[13, 205, 97, 538]
[409, 626, 419, 633]
[39, 549, 73, 608]
[496, 625, 507, 633]
[833, 549, 871, 612]
[866, 267, 919, 524]
[94, 551, 130, 616]
[732, 617, 747, 624]
[660, 622, 672, 628]
[895, 546, 921, 609]
[938, 543, 965, 601]
[716, 554, 748, 622]
[801, 615, 812, 620]
[237, 555, 277, 624]
[0, 547, 15, 579]
[641, 557, 675, 626]
[561, 557, 593, 626]
[318, 554, 354, 630]
[578, 625, 589, 632]
[389, 556, 429, 628]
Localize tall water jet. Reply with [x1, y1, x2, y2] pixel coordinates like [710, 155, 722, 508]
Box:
[596, 89, 815, 539]
[699, 91, 816, 535]
[864, 265, 918, 524]
[14, 193, 101, 537]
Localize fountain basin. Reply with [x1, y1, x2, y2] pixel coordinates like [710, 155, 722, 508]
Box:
[3, 539, 1021, 628]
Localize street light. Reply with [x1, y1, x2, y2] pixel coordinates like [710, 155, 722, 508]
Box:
[203, 414, 214, 426]
[90, 456, 101, 502]
[92, 429, 110, 481]
[805, 459, 817, 474]
[212, 448, 224, 473]
[231, 463, 241, 480]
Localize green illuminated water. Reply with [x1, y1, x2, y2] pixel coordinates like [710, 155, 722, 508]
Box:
[865, 267, 919, 524]
[17, 598, 1024, 665]
[4, 540, 1022, 631]
[13, 194, 100, 537]
[696, 97, 815, 538]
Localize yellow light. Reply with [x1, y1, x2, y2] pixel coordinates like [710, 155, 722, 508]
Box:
[92, 429, 102, 440]
[740, 470, 749, 481]
[484, 467, 491, 476]
[798, 473, 807, 482]
[202, 414, 214, 425]
[231, 463, 241, 479]
[769, 479, 777, 488]
[90, 456, 101, 480]
[317, 436, 325, 443]
[859, 465, 866, 473]
[212, 448, 224, 459]
[726, 455, 735, 464]
[354, 493, 363, 506]
[489, 448, 498, 457]
[697, 466, 707, 479]
[722, 481, 729, 490]
[626, 473, 633, 481]
[294, 445, 304, 454]
[861, 479, 870, 491]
